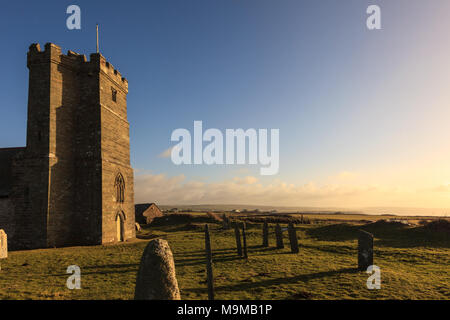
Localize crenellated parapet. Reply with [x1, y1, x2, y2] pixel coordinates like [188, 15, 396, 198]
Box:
[27, 43, 128, 91]
[89, 53, 128, 92]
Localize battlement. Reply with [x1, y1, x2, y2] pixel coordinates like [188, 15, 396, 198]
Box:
[90, 53, 128, 90]
[27, 43, 128, 89]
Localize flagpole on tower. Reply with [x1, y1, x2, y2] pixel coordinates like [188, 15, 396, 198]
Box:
[96, 24, 99, 53]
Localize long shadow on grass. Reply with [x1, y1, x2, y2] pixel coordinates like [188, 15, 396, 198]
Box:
[174, 255, 243, 267]
[51, 263, 139, 276]
[300, 243, 355, 255]
[136, 234, 161, 240]
[182, 267, 359, 294]
[174, 246, 279, 263]
[82, 263, 139, 269]
[174, 247, 237, 257]
[174, 246, 279, 267]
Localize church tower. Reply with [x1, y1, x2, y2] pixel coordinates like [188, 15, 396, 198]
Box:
[10, 43, 135, 249]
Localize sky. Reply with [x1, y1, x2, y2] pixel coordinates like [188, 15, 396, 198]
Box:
[1, 0, 450, 211]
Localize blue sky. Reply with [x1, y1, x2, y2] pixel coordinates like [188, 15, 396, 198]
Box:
[1, 1, 450, 208]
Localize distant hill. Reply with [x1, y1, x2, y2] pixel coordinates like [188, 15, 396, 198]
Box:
[134, 203, 450, 217]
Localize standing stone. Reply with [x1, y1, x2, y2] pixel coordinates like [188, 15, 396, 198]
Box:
[275, 224, 284, 249]
[242, 222, 248, 260]
[262, 221, 269, 247]
[234, 223, 242, 256]
[0, 230, 7, 259]
[134, 239, 181, 300]
[358, 230, 374, 270]
[204, 224, 214, 300]
[288, 223, 299, 253]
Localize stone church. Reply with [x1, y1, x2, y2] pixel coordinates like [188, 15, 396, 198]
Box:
[0, 43, 135, 250]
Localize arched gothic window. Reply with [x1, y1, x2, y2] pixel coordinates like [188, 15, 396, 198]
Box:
[115, 173, 125, 203]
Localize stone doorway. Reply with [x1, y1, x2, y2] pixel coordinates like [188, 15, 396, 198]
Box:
[115, 211, 126, 242]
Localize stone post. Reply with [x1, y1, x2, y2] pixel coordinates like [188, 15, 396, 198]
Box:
[288, 222, 299, 253]
[205, 224, 214, 300]
[262, 221, 269, 247]
[234, 222, 242, 256]
[275, 224, 284, 249]
[242, 222, 248, 260]
[134, 239, 181, 300]
[358, 230, 374, 270]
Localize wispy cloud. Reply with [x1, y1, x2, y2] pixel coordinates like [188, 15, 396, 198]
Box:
[158, 147, 174, 158]
[233, 176, 258, 185]
[133, 172, 419, 207]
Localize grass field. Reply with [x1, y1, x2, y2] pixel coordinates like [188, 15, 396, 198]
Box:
[0, 214, 449, 300]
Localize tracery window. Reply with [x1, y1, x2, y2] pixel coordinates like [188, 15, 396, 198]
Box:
[115, 173, 125, 203]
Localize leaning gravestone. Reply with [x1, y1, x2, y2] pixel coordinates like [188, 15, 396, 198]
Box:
[0, 230, 7, 271]
[275, 224, 284, 249]
[358, 230, 374, 270]
[134, 239, 181, 300]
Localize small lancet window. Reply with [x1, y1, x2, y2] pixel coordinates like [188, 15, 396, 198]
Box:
[114, 173, 125, 203]
[111, 87, 117, 102]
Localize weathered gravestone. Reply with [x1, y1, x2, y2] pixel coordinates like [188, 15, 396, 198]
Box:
[288, 223, 299, 253]
[134, 239, 181, 300]
[242, 222, 248, 260]
[0, 229, 7, 271]
[275, 224, 284, 249]
[204, 224, 214, 300]
[0, 229, 7, 259]
[262, 221, 269, 247]
[358, 230, 374, 270]
[234, 223, 242, 256]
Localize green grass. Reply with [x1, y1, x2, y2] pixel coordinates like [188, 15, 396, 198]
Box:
[0, 218, 448, 300]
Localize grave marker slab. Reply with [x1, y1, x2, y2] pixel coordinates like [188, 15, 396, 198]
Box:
[288, 223, 299, 253]
[358, 230, 374, 270]
[275, 224, 284, 249]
